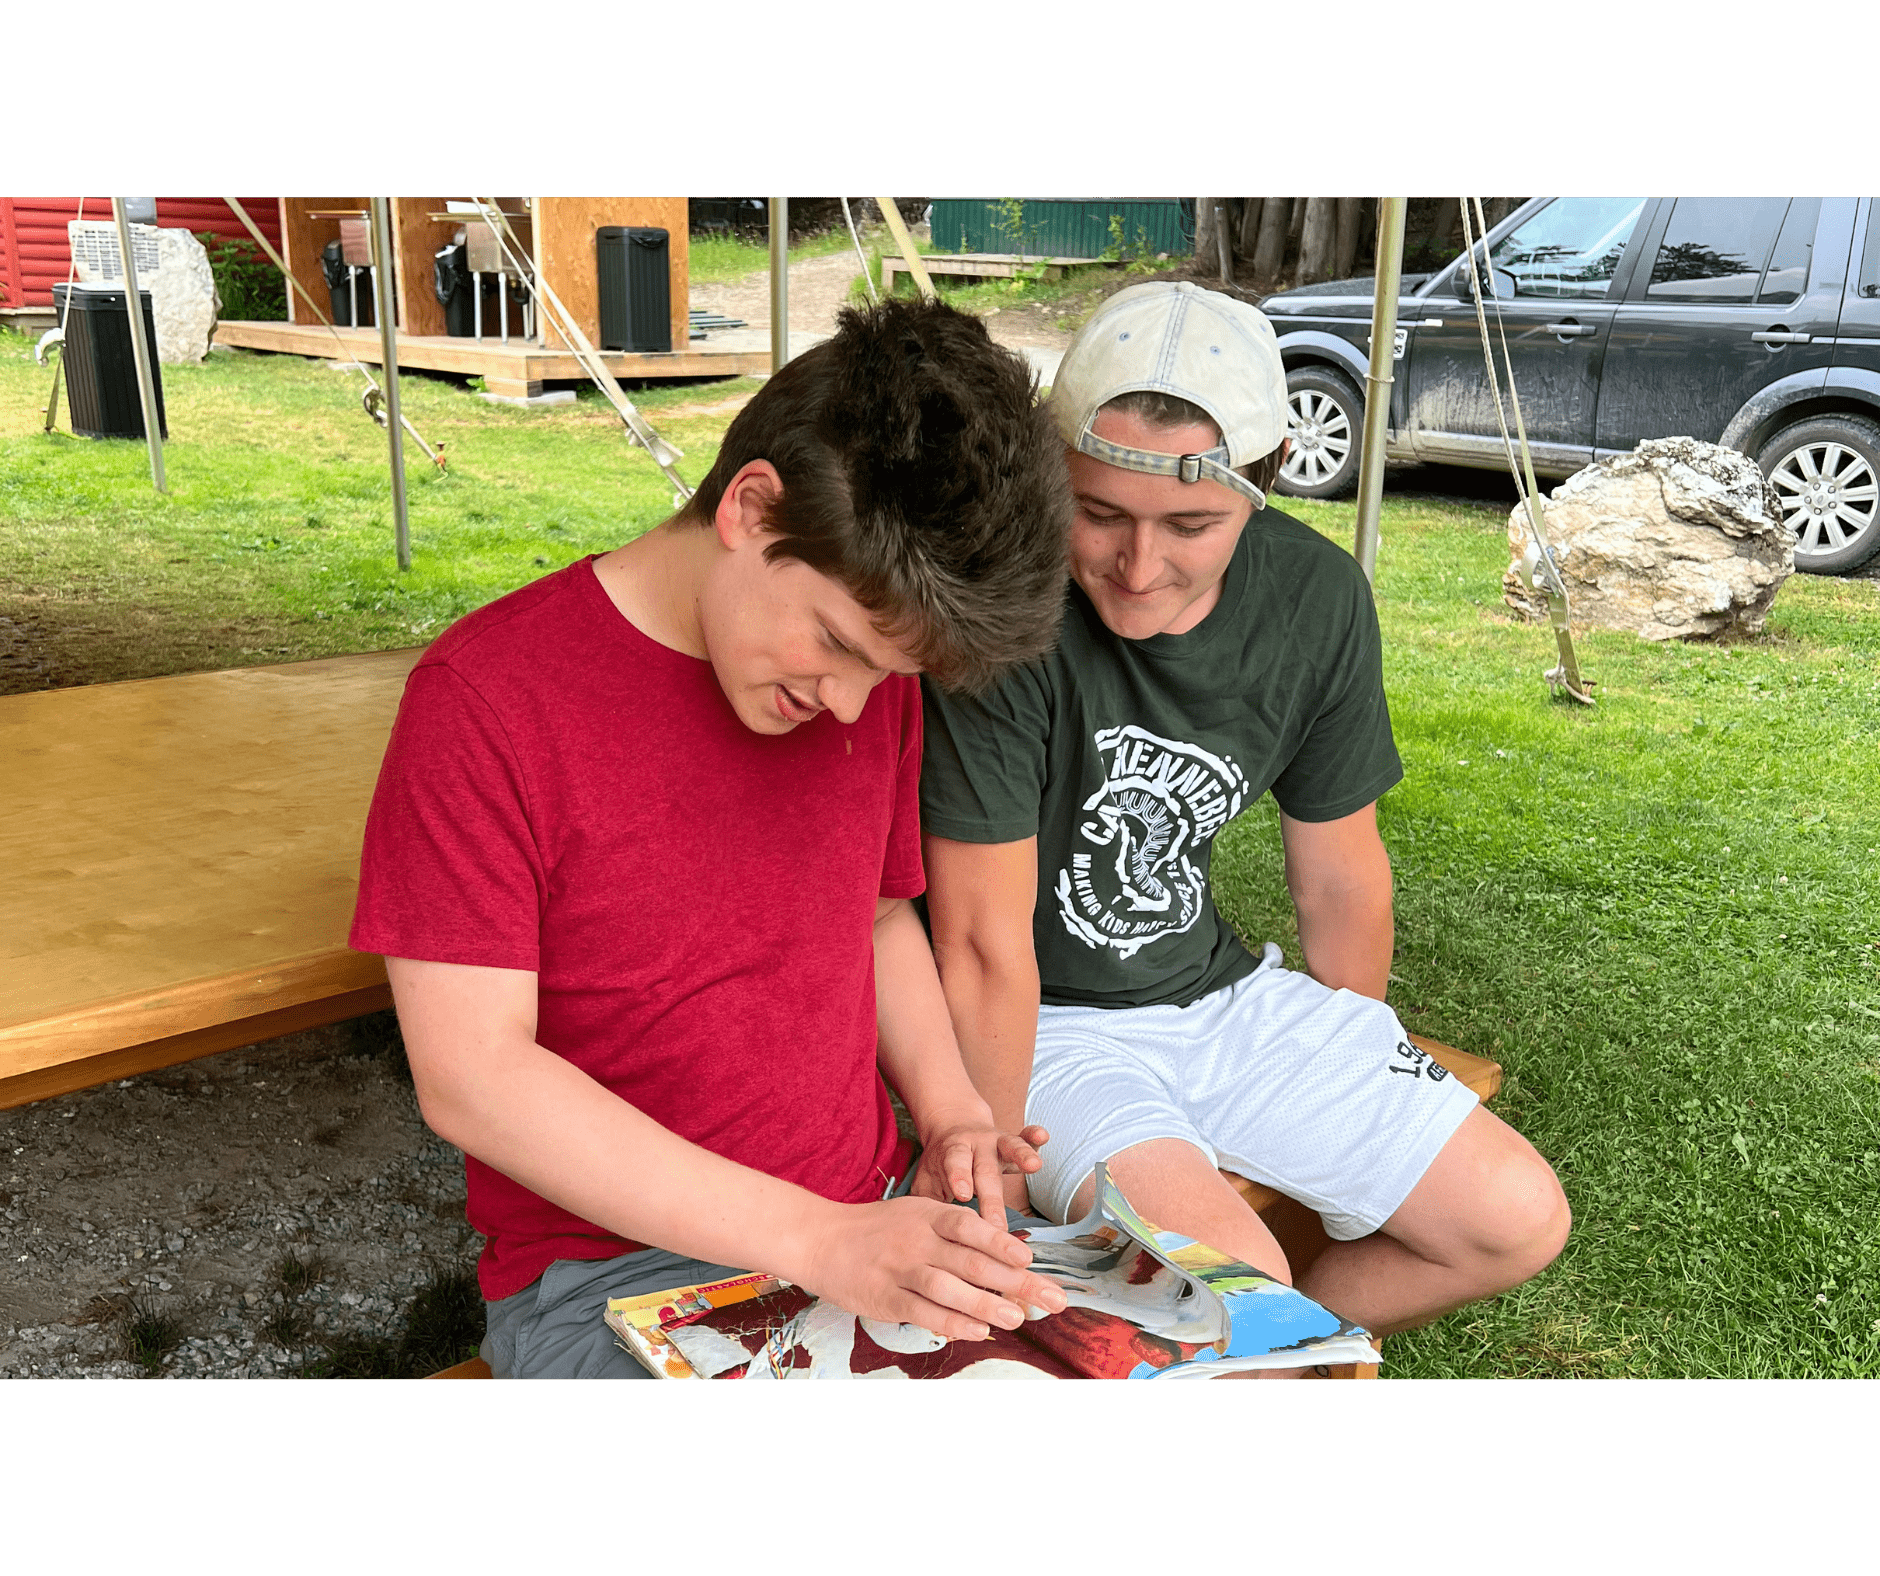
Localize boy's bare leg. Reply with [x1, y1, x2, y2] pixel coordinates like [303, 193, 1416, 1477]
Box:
[1063, 1138, 1309, 1378]
[1295, 1105, 1570, 1337]
[1065, 1105, 1570, 1344]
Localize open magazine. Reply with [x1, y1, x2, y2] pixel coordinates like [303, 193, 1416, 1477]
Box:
[603, 1164, 1379, 1379]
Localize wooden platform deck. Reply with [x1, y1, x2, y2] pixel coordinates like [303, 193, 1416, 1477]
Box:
[212, 320, 771, 399]
[881, 252, 1112, 294]
[0, 649, 422, 1110]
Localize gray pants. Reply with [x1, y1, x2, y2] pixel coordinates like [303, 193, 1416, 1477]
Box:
[483, 1199, 1051, 1379]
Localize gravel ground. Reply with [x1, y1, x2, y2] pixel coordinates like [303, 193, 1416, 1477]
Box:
[0, 1013, 481, 1380]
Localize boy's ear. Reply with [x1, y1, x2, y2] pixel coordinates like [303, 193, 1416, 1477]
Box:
[713, 460, 784, 551]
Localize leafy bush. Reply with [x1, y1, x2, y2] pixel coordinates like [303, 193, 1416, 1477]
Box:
[197, 232, 286, 321]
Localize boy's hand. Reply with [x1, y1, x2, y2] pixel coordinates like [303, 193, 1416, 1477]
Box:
[911, 1114, 1050, 1228]
[795, 1197, 1068, 1342]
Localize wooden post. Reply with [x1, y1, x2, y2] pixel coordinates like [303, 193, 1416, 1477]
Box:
[876, 199, 936, 300]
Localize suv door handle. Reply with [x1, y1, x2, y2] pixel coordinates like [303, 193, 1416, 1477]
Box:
[1544, 322, 1597, 338]
[1751, 330, 1811, 344]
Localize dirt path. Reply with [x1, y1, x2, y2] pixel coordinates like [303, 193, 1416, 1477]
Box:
[689, 252, 1075, 365]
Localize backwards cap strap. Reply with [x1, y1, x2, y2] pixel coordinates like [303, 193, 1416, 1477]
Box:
[1074, 428, 1267, 512]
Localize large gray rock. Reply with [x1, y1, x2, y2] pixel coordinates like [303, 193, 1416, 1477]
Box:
[149, 228, 218, 364]
[1503, 437, 1796, 641]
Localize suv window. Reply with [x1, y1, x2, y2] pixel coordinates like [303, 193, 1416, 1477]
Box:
[1860, 202, 1880, 300]
[1756, 199, 1822, 305]
[1488, 198, 1646, 298]
[1646, 198, 1789, 304]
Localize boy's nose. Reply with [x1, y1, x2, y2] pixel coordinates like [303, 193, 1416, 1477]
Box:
[1115, 523, 1161, 591]
[822, 670, 875, 726]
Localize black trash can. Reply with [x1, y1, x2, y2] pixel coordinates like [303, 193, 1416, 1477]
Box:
[597, 226, 671, 353]
[52, 283, 167, 441]
[434, 241, 473, 336]
[322, 240, 375, 328]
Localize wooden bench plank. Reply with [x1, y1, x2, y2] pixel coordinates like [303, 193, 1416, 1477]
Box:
[0, 649, 420, 1107]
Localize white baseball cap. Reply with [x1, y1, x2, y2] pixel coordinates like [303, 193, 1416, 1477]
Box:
[1049, 281, 1289, 510]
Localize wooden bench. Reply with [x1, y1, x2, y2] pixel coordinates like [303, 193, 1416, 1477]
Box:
[0, 649, 422, 1110]
[428, 1038, 1499, 1380]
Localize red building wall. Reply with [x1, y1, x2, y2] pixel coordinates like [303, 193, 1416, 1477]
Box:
[0, 198, 282, 310]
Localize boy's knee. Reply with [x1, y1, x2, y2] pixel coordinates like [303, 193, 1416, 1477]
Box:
[1474, 1147, 1571, 1283]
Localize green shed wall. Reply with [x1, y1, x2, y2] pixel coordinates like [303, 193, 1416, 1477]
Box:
[927, 199, 1194, 259]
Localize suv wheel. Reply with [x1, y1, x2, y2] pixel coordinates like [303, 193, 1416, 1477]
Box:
[1757, 415, 1880, 574]
[1276, 367, 1364, 500]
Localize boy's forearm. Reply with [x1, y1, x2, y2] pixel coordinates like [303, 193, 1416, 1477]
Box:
[1292, 887, 1394, 1000]
[872, 898, 995, 1135]
[930, 934, 1040, 1137]
[1282, 804, 1395, 1002]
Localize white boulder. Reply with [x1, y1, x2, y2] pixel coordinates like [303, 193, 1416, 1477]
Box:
[149, 227, 219, 364]
[1503, 437, 1796, 641]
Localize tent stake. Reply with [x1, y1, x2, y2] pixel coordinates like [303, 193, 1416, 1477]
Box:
[111, 198, 166, 494]
[369, 199, 410, 571]
[1351, 198, 1405, 585]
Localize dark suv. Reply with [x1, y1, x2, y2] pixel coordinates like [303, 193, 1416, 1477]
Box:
[1260, 197, 1880, 573]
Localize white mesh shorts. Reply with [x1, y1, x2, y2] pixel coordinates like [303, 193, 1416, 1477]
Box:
[1025, 944, 1480, 1238]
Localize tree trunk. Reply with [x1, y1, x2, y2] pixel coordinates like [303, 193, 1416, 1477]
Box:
[1237, 198, 1265, 261]
[1214, 200, 1235, 283]
[1253, 197, 1291, 282]
[1195, 198, 1221, 278]
[1433, 197, 1462, 254]
[1333, 198, 1362, 280]
[1297, 197, 1336, 285]
[1357, 199, 1378, 272]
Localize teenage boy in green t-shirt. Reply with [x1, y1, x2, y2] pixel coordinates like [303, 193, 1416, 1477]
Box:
[921, 283, 1569, 1347]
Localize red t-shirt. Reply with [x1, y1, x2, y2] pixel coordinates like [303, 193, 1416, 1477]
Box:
[349, 558, 919, 1300]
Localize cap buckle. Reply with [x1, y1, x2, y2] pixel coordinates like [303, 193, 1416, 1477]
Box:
[1178, 454, 1203, 484]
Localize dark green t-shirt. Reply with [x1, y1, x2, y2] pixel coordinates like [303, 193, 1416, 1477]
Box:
[920, 507, 1402, 1010]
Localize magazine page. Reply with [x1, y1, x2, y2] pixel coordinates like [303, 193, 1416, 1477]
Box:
[660, 1283, 1076, 1379]
[604, 1272, 785, 1379]
[1019, 1163, 1380, 1377]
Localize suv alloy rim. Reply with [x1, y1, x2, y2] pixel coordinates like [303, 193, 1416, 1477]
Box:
[1770, 441, 1879, 561]
[1282, 388, 1355, 489]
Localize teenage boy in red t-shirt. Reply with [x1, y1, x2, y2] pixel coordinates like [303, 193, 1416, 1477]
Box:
[350, 300, 1075, 1377]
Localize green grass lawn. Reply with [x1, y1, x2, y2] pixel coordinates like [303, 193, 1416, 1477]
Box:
[688, 227, 858, 284]
[0, 326, 754, 684]
[4, 328, 1877, 1375]
[1215, 492, 1880, 1377]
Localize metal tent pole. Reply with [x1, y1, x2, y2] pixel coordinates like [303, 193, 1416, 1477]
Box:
[111, 198, 166, 493]
[369, 198, 411, 571]
[1351, 197, 1406, 585]
[769, 198, 789, 372]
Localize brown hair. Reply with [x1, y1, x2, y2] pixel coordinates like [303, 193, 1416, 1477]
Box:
[1098, 389, 1286, 496]
[682, 297, 1071, 693]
